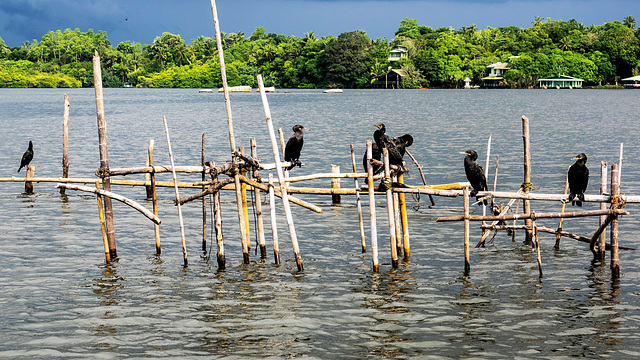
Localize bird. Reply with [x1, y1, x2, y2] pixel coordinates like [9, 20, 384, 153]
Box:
[568, 153, 589, 206]
[460, 149, 487, 205]
[284, 124, 308, 170]
[18, 140, 34, 173]
[362, 123, 412, 175]
[362, 123, 386, 175]
[393, 134, 413, 159]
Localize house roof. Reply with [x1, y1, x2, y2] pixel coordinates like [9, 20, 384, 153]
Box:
[389, 46, 408, 53]
[538, 74, 584, 81]
[487, 62, 511, 70]
[622, 75, 640, 81]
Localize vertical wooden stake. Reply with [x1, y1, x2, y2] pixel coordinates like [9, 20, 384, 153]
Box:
[350, 144, 366, 253]
[210, 0, 250, 264]
[24, 165, 34, 193]
[392, 175, 403, 257]
[463, 187, 470, 276]
[61, 94, 70, 195]
[598, 161, 608, 260]
[278, 127, 286, 158]
[251, 138, 267, 259]
[258, 74, 303, 272]
[521, 115, 533, 242]
[163, 116, 188, 266]
[383, 148, 399, 269]
[202, 134, 207, 252]
[148, 140, 161, 255]
[366, 140, 379, 272]
[268, 173, 281, 265]
[482, 134, 492, 236]
[398, 173, 410, 260]
[331, 164, 341, 204]
[533, 219, 543, 278]
[93, 51, 116, 259]
[214, 186, 225, 269]
[240, 146, 251, 254]
[95, 181, 110, 263]
[555, 170, 569, 249]
[610, 163, 620, 279]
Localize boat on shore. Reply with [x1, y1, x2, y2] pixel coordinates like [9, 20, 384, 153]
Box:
[218, 86, 252, 93]
[323, 89, 343, 93]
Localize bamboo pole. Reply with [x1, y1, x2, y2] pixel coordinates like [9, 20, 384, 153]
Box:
[483, 133, 492, 236]
[145, 148, 153, 199]
[214, 183, 225, 269]
[475, 189, 521, 248]
[532, 220, 543, 278]
[93, 51, 116, 259]
[610, 163, 620, 279]
[597, 161, 608, 260]
[210, 0, 250, 264]
[404, 149, 435, 206]
[251, 138, 267, 259]
[618, 143, 624, 181]
[438, 208, 628, 222]
[57, 183, 161, 224]
[331, 164, 341, 204]
[522, 115, 533, 242]
[95, 181, 110, 263]
[463, 187, 470, 276]
[366, 140, 379, 272]
[383, 148, 399, 269]
[238, 175, 322, 213]
[25, 165, 34, 193]
[268, 173, 281, 265]
[398, 173, 410, 260]
[258, 74, 303, 271]
[61, 94, 70, 195]
[163, 116, 188, 266]
[148, 140, 161, 255]
[392, 175, 402, 258]
[278, 127, 286, 159]
[555, 170, 570, 249]
[202, 134, 207, 252]
[239, 146, 251, 254]
[350, 144, 366, 253]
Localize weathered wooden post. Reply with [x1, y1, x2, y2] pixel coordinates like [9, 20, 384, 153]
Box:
[148, 140, 161, 255]
[210, 0, 250, 264]
[95, 181, 110, 263]
[24, 165, 34, 193]
[555, 172, 569, 249]
[214, 185, 225, 269]
[268, 173, 281, 265]
[251, 138, 267, 258]
[521, 115, 533, 242]
[331, 164, 341, 204]
[93, 51, 116, 259]
[278, 127, 286, 158]
[383, 148, 399, 269]
[366, 140, 379, 272]
[610, 163, 620, 279]
[61, 94, 70, 195]
[239, 146, 251, 254]
[202, 134, 207, 252]
[598, 161, 608, 260]
[398, 173, 410, 260]
[463, 186, 470, 276]
[350, 144, 366, 253]
[532, 219, 543, 278]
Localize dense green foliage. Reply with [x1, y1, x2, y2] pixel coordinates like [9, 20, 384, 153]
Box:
[0, 16, 638, 89]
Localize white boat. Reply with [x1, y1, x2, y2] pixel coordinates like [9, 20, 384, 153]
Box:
[323, 89, 343, 93]
[256, 87, 276, 92]
[218, 86, 252, 93]
[199, 89, 213, 93]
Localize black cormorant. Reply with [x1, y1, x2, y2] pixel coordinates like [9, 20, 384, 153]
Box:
[568, 153, 589, 206]
[362, 123, 386, 174]
[284, 124, 308, 170]
[393, 134, 413, 158]
[18, 140, 33, 173]
[460, 149, 487, 205]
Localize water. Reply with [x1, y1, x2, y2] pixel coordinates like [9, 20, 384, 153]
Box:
[1, 88, 639, 359]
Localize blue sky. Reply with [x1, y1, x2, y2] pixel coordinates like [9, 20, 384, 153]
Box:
[0, 0, 638, 47]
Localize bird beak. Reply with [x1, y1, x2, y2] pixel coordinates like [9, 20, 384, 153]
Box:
[375, 124, 383, 129]
[459, 151, 470, 156]
[571, 157, 578, 160]
[303, 127, 310, 131]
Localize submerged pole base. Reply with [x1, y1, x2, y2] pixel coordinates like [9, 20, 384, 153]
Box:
[217, 254, 226, 270]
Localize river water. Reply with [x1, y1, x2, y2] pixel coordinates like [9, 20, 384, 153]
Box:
[0, 88, 639, 359]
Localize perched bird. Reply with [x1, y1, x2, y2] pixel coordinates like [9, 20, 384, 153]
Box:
[18, 140, 34, 173]
[284, 124, 308, 170]
[393, 134, 413, 159]
[460, 149, 487, 205]
[568, 153, 589, 206]
[362, 123, 386, 174]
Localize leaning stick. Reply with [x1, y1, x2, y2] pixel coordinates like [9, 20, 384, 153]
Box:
[437, 208, 628, 222]
[148, 140, 161, 255]
[57, 183, 161, 225]
[61, 94, 70, 195]
[258, 74, 303, 272]
[483, 134, 492, 231]
[162, 116, 188, 266]
[383, 148, 399, 269]
[404, 149, 435, 206]
[532, 220, 543, 278]
[463, 187, 470, 275]
[597, 161, 608, 260]
[251, 138, 267, 259]
[475, 189, 522, 248]
[268, 173, 281, 265]
[555, 169, 570, 249]
[95, 181, 110, 263]
[238, 175, 322, 213]
[350, 144, 366, 253]
[210, 0, 250, 264]
[366, 140, 379, 272]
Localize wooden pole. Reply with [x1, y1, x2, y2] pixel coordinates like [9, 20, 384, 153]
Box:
[482, 134, 492, 236]
[240, 146, 251, 254]
[95, 181, 110, 263]
[202, 134, 207, 252]
[93, 51, 116, 259]
[278, 127, 286, 158]
[257, 74, 303, 271]
[438, 208, 627, 222]
[61, 94, 70, 195]
[331, 164, 341, 204]
[163, 116, 188, 266]
[251, 138, 267, 259]
[597, 161, 608, 260]
[268, 173, 281, 265]
[210, 0, 250, 264]
[148, 140, 161, 255]
[521, 115, 533, 242]
[533, 219, 543, 278]
[25, 165, 34, 193]
[463, 187, 470, 276]
[350, 144, 366, 253]
[404, 149, 435, 206]
[398, 173, 410, 260]
[555, 170, 570, 249]
[392, 175, 403, 258]
[366, 140, 379, 272]
[214, 185, 225, 269]
[383, 148, 399, 269]
[610, 163, 620, 279]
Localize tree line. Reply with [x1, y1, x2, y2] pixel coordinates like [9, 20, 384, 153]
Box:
[0, 16, 638, 89]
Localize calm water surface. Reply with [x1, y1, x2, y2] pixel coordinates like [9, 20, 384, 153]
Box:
[0, 88, 639, 359]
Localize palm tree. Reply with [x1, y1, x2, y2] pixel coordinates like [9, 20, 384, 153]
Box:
[624, 15, 636, 29]
[532, 16, 543, 27]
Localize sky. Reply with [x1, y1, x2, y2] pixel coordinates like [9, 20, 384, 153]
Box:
[0, 0, 638, 47]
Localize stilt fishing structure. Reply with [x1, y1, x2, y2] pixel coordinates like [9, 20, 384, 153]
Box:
[1, 1, 637, 280]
